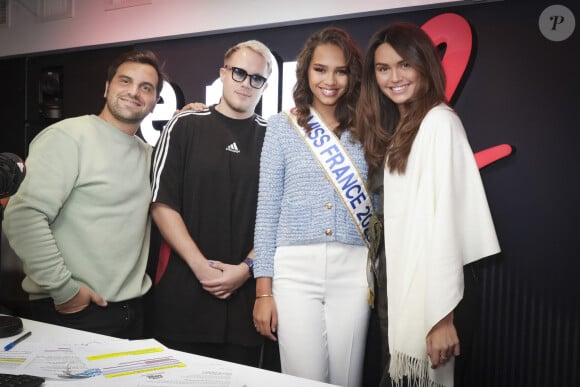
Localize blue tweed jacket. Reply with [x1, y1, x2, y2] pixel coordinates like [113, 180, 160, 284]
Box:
[253, 112, 369, 278]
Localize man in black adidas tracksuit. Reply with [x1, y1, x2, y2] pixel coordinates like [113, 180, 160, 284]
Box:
[149, 40, 273, 367]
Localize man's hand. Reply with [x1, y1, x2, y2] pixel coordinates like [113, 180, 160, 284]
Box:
[54, 286, 107, 314]
[173, 102, 208, 116]
[200, 261, 251, 299]
[193, 260, 223, 284]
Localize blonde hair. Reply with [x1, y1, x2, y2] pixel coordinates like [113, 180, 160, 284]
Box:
[224, 40, 274, 77]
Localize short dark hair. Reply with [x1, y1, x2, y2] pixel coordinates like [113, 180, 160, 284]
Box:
[106, 50, 165, 97]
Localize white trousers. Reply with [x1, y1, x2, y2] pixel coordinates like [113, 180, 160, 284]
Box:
[273, 242, 370, 387]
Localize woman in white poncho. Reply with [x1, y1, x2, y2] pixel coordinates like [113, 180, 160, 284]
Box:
[355, 22, 500, 387]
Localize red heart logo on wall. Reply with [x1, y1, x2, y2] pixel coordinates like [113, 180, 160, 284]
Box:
[422, 13, 513, 169]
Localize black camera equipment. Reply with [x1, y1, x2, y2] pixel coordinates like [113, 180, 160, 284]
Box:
[0, 153, 26, 200]
[0, 153, 26, 335]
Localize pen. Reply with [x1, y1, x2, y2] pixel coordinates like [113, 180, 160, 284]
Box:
[3, 331, 31, 351]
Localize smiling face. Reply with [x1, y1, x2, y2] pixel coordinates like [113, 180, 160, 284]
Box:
[101, 61, 159, 135]
[308, 43, 348, 113]
[217, 47, 269, 119]
[374, 42, 421, 114]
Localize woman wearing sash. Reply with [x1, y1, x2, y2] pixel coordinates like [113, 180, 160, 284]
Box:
[252, 27, 371, 387]
[355, 23, 500, 387]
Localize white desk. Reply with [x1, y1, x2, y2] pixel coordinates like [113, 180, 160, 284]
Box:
[0, 316, 338, 386]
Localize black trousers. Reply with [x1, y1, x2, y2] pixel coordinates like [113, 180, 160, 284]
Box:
[28, 296, 145, 340]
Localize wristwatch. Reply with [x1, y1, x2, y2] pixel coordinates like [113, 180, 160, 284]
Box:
[243, 257, 254, 276]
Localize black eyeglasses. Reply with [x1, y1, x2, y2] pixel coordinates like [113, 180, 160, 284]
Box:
[223, 65, 267, 89]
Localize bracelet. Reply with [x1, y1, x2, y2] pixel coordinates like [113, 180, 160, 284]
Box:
[256, 294, 273, 298]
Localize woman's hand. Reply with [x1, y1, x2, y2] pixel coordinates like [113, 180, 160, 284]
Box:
[253, 296, 278, 341]
[253, 277, 277, 341]
[426, 311, 460, 368]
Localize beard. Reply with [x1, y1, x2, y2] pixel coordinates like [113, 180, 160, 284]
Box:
[221, 92, 260, 115]
[106, 96, 151, 125]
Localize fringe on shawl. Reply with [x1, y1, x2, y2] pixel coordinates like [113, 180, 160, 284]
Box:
[389, 350, 446, 387]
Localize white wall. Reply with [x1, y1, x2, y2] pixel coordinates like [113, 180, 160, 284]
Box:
[0, 0, 464, 58]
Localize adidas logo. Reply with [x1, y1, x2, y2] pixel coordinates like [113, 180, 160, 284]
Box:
[225, 142, 240, 153]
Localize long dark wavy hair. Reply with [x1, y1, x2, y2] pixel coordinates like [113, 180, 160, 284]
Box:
[355, 22, 447, 178]
[293, 27, 362, 137]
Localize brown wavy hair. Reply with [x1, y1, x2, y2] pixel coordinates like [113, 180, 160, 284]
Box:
[293, 27, 362, 137]
[355, 22, 447, 178]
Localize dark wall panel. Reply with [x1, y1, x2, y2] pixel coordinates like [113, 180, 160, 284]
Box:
[21, 46, 133, 151]
[0, 58, 26, 156]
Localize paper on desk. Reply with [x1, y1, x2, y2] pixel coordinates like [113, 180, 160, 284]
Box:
[79, 346, 241, 387]
[77, 340, 187, 378]
[0, 338, 192, 383]
[0, 333, 122, 376]
[107, 360, 241, 387]
[0, 341, 95, 378]
[0, 346, 34, 371]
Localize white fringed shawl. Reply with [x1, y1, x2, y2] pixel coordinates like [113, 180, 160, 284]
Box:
[383, 104, 500, 387]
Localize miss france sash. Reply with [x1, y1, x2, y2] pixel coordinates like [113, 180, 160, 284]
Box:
[284, 108, 373, 248]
